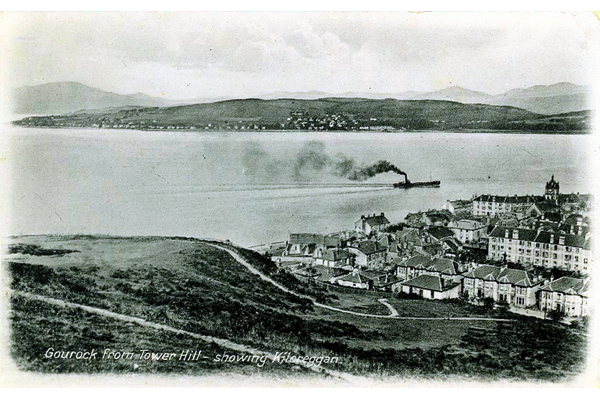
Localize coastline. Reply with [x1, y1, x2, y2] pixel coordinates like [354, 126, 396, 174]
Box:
[6, 123, 592, 135]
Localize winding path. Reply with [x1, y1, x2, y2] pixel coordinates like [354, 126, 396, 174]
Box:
[13, 290, 361, 381]
[206, 243, 513, 322]
[378, 299, 399, 317]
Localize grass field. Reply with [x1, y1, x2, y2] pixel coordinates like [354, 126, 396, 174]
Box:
[6, 235, 589, 381]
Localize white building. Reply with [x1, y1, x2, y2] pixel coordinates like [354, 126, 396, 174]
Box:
[462, 265, 543, 307]
[488, 226, 592, 271]
[448, 219, 486, 243]
[472, 194, 535, 216]
[355, 213, 390, 235]
[539, 277, 589, 317]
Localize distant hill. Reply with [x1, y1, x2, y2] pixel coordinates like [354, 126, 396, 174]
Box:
[488, 83, 592, 115]
[259, 83, 593, 115]
[258, 90, 421, 100]
[15, 97, 590, 133]
[410, 86, 492, 104]
[412, 82, 592, 115]
[12, 82, 185, 115]
[14, 81, 593, 116]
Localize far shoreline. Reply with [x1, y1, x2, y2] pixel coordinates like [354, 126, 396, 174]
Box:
[6, 123, 592, 136]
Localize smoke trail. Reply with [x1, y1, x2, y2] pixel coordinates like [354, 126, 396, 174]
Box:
[241, 141, 269, 176]
[345, 160, 407, 181]
[241, 140, 406, 182]
[293, 141, 329, 178]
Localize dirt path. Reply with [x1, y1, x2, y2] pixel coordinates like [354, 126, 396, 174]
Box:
[12, 290, 363, 381]
[206, 243, 513, 322]
[378, 299, 399, 317]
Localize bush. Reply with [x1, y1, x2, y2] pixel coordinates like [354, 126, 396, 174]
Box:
[547, 308, 566, 323]
[397, 291, 422, 300]
[482, 297, 495, 311]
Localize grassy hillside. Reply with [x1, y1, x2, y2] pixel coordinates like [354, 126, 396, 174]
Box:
[7, 235, 588, 381]
[13, 97, 590, 133]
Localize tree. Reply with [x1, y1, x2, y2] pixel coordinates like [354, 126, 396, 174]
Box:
[547, 308, 566, 323]
[482, 297, 495, 311]
[496, 299, 510, 316]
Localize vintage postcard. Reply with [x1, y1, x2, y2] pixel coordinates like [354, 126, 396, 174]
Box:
[0, 11, 598, 387]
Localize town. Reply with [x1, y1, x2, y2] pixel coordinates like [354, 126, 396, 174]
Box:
[14, 110, 407, 132]
[257, 175, 592, 324]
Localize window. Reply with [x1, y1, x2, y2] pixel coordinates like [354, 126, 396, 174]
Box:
[584, 258, 588, 264]
[516, 297, 525, 305]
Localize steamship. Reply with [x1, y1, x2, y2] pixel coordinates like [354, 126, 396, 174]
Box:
[393, 173, 440, 189]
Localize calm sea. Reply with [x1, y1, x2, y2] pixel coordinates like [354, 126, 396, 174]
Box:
[4, 127, 593, 247]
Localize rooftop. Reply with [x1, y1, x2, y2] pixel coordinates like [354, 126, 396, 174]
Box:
[351, 240, 386, 255]
[448, 219, 485, 230]
[473, 194, 536, 204]
[402, 274, 459, 292]
[358, 213, 390, 226]
[489, 226, 590, 249]
[539, 277, 589, 296]
[463, 265, 538, 286]
[427, 226, 454, 240]
[397, 255, 458, 275]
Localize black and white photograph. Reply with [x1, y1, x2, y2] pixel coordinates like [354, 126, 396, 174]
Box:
[0, 11, 598, 387]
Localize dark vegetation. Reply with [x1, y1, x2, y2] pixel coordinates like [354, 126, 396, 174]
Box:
[8, 236, 589, 381]
[10, 296, 311, 376]
[319, 317, 585, 381]
[9, 243, 79, 257]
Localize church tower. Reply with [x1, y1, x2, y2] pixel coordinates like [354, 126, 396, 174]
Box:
[545, 175, 559, 204]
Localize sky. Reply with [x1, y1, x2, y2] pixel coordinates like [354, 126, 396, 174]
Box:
[1, 12, 599, 100]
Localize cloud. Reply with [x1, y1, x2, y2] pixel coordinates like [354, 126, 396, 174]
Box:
[2, 12, 598, 98]
[286, 26, 350, 59]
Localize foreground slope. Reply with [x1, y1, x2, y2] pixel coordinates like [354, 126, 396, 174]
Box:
[7, 235, 588, 381]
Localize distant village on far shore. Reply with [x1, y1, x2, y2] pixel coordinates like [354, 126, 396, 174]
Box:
[255, 175, 592, 323]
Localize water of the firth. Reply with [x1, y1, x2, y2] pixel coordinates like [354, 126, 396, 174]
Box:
[5, 127, 592, 247]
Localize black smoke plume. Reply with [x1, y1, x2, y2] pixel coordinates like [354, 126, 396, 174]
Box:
[241, 140, 406, 182]
[346, 160, 407, 182]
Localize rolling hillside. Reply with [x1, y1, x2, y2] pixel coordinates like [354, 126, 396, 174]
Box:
[13, 81, 594, 117]
[13, 97, 591, 133]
